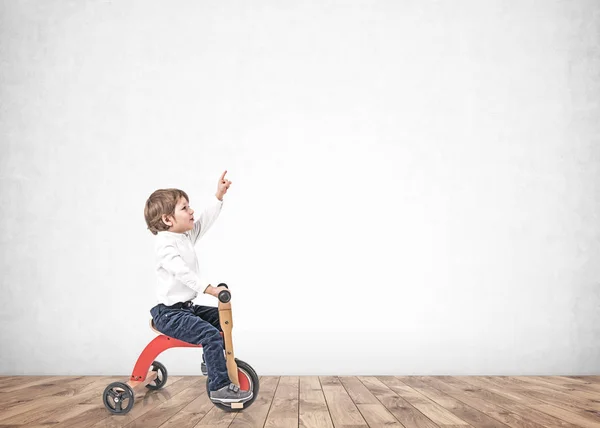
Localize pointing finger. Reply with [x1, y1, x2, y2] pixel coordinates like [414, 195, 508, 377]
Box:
[220, 170, 227, 181]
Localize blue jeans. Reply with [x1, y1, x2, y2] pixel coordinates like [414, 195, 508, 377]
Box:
[150, 302, 230, 392]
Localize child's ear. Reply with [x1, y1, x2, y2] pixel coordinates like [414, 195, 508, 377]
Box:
[161, 214, 173, 227]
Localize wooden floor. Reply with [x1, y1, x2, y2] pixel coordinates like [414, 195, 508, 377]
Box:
[1, 375, 599, 428]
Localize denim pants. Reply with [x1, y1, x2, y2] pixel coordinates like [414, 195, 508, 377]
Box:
[150, 302, 230, 392]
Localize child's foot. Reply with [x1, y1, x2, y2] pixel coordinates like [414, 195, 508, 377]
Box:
[210, 383, 253, 404]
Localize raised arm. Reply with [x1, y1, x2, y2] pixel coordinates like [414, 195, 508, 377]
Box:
[188, 171, 232, 245]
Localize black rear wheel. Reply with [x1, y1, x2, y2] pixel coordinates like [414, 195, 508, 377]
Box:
[103, 382, 135, 414]
[146, 360, 168, 390]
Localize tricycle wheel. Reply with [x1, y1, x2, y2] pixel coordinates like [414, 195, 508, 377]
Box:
[146, 360, 168, 390]
[103, 382, 135, 414]
[207, 359, 260, 412]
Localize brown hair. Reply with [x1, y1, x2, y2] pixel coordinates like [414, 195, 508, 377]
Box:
[144, 188, 189, 235]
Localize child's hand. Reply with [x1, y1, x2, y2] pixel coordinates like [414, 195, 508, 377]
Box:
[216, 170, 232, 201]
[206, 284, 229, 298]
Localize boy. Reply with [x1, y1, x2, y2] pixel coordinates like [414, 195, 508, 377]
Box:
[143, 171, 252, 404]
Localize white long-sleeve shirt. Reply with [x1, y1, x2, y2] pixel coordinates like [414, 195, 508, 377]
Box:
[154, 197, 223, 305]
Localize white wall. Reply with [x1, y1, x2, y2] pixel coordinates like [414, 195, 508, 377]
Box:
[1, 0, 599, 376]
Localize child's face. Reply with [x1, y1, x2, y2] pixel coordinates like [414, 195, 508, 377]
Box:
[162, 196, 195, 233]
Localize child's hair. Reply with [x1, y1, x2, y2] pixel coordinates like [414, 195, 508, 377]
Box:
[144, 188, 189, 235]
